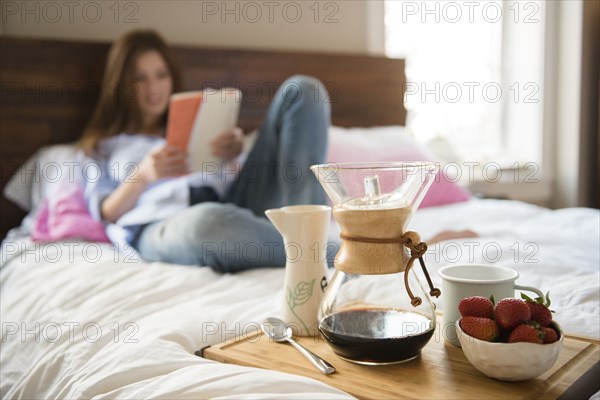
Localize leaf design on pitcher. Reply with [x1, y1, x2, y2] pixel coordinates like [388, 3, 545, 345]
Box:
[285, 280, 316, 336]
[293, 279, 315, 307]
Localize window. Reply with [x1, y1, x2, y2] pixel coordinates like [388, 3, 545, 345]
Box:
[384, 1, 546, 166]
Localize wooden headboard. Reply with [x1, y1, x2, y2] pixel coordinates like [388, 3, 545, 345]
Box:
[0, 36, 406, 238]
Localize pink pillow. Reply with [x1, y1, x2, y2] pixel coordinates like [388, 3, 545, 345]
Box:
[32, 182, 110, 243]
[327, 126, 470, 208]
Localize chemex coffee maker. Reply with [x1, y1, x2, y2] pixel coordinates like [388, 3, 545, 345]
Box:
[311, 162, 441, 365]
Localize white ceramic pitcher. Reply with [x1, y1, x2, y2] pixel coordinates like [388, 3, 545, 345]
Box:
[265, 205, 331, 337]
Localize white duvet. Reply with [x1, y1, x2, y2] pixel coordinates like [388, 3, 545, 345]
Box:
[1, 199, 599, 398]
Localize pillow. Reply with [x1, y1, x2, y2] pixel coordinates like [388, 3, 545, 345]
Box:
[3, 144, 81, 233]
[31, 181, 110, 243]
[326, 126, 470, 208]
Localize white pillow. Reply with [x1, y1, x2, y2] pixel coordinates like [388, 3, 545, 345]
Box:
[327, 125, 436, 163]
[4, 144, 80, 213]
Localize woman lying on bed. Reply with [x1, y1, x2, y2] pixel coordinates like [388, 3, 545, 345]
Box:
[79, 29, 476, 273]
[79, 29, 330, 272]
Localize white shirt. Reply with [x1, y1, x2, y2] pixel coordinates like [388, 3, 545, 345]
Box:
[83, 133, 251, 245]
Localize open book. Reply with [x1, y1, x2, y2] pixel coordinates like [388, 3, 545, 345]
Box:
[166, 88, 242, 173]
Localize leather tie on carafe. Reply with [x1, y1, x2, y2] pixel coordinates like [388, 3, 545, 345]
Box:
[339, 231, 441, 307]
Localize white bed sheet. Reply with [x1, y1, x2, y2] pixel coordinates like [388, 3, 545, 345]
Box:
[1, 199, 599, 398]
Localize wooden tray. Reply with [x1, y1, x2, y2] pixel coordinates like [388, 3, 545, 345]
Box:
[201, 328, 599, 399]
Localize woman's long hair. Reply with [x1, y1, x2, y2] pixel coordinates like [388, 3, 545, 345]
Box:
[79, 30, 182, 154]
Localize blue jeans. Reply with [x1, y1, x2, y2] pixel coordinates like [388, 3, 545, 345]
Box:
[136, 75, 331, 272]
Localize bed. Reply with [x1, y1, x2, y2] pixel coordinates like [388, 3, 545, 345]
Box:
[1, 37, 599, 399]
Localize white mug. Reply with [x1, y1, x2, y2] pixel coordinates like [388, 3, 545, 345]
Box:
[438, 264, 544, 346]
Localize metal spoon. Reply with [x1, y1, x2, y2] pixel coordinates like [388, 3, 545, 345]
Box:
[261, 317, 336, 375]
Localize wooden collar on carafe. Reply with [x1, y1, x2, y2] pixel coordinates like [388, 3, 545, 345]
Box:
[338, 231, 441, 306]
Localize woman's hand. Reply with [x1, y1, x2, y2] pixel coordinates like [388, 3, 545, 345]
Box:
[210, 127, 244, 160]
[137, 145, 188, 184]
[100, 145, 187, 224]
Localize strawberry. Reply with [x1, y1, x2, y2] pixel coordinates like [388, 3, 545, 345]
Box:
[521, 292, 553, 327]
[542, 327, 559, 344]
[495, 298, 532, 331]
[460, 317, 500, 342]
[508, 323, 544, 344]
[458, 296, 495, 319]
[527, 302, 553, 327]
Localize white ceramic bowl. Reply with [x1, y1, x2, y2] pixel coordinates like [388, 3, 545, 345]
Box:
[456, 319, 564, 381]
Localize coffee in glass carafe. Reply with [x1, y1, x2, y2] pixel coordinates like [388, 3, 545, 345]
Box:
[311, 162, 441, 364]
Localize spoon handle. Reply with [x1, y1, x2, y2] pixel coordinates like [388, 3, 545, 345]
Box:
[287, 338, 336, 375]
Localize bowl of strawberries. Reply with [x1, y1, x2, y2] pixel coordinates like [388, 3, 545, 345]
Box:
[455, 293, 563, 381]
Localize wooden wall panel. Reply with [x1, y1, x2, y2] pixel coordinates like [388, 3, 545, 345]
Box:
[0, 36, 406, 237]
